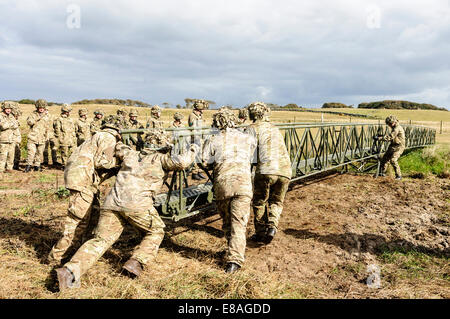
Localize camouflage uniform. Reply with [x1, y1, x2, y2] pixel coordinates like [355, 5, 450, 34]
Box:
[0, 102, 19, 172]
[54, 105, 76, 166]
[75, 108, 91, 146]
[48, 118, 122, 263]
[146, 105, 163, 129]
[90, 109, 105, 135]
[246, 102, 292, 238]
[43, 112, 58, 166]
[62, 132, 199, 282]
[26, 100, 50, 169]
[116, 108, 129, 129]
[171, 112, 184, 129]
[127, 109, 144, 150]
[202, 110, 256, 267]
[11, 107, 22, 169]
[380, 116, 406, 178]
[188, 100, 209, 179]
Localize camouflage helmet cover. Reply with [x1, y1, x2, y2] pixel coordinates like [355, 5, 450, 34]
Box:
[129, 108, 139, 117]
[1, 101, 17, 110]
[35, 99, 48, 109]
[248, 101, 270, 119]
[212, 109, 237, 130]
[94, 108, 105, 116]
[385, 115, 398, 125]
[173, 112, 184, 121]
[193, 99, 209, 110]
[151, 105, 161, 113]
[144, 129, 172, 151]
[78, 108, 88, 116]
[61, 103, 72, 113]
[238, 108, 249, 119]
[101, 114, 123, 130]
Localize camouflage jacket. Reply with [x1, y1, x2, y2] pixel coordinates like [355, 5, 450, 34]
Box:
[102, 142, 199, 213]
[245, 120, 292, 179]
[54, 115, 76, 146]
[146, 117, 163, 129]
[188, 111, 203, 128]
[127, 119, 144, 147]
[27, 111, 50, 144]
[90, 118, 102, 135]
[64, 128, 121, 193]
[383, 125, 405, 149]
[75, 118, 91, 145]
[13, 119, 21, 144]
[0, 112, 19, 144]
[202, 128, 256, 200]
[45, 114, 55, 141]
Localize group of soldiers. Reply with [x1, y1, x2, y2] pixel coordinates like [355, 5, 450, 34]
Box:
[0, 98, 405, 291]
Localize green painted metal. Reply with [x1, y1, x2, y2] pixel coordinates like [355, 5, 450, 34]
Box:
[120, 122, 436, 221]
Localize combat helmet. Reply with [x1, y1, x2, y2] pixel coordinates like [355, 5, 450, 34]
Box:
[1, 101, 17, 111]
[61, 103, 72, 113]
[173, 112, 184, 121]
[193, 99, 209, 111]
[78, 108, 88, 117]
[35, 99, 48, 110]
[212, 109, 237, 130]
[248, 102, 270, 120]
[101, 114, 123, 131]
[144, 129, 172, 152]
[94, 109, 105, 116]
[238, 108, 249, 119]
[129, 108, 139, 117]
[385, 115, 398, 125]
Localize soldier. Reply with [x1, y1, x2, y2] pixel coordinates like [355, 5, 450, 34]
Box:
[54, 104, 76, 168]
[48, 115, 123, 265]
[171, 112, 184, 128]
[127, 108, 144, 150]
[188, 100, 209, 180]
[55, 130, 199, 290]
[25, 99, 50, 172]
[246, 102, 292, 244]
[75, 108, 91, 146]
[0, 101, 19, 173]
[11, 105, 22, 170]
[116, 108, 128, 129]
[378, 115, 406, 180]
[43, 108, 58, 167]
[238, 108, 249, 125]
[202, 109, 256, 273]
[146, 105, 163, 129]
[90, 109, 105, 135]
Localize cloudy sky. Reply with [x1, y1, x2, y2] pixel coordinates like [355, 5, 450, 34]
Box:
[0, 0, 449, 109]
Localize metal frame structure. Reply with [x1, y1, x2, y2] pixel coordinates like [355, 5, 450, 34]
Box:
[121, 122, 436, 221]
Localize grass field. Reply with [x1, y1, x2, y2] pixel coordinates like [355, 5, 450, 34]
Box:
[15, 104, 450, 145]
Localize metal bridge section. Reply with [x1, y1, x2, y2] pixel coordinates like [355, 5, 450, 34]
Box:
[120, 122, 436, 221]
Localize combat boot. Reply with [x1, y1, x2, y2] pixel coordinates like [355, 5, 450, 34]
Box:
[123, 258, 143, 277]
[34, 166, 42, 172]
[13, 164, 19, 170]
[24, 165, 32, 173]
[395, 176, 402, 180]
[250, 233, 266, 243]
[56, 267, 79, 291]
[225, 262, 241, 274]
[265, 227, 277, 244]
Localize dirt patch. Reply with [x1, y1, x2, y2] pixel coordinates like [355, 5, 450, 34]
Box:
[0, 170, 448, 298]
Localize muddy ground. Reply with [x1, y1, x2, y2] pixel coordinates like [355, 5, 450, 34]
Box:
[0, 168, 448, 299]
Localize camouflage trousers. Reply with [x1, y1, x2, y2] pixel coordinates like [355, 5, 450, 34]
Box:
[64, 207, 165, 280]
[14, 143, 21, 167]
[253, 174, 290, 236]
[48, 189, 96, 263]
[381, 146, 405, 177]
[59, 145, 74, 166]
[43, 139, 58, 165]
[26, 141, 45, 166]
[0, 143, 15, 172]
[217, 196, 251, 266]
